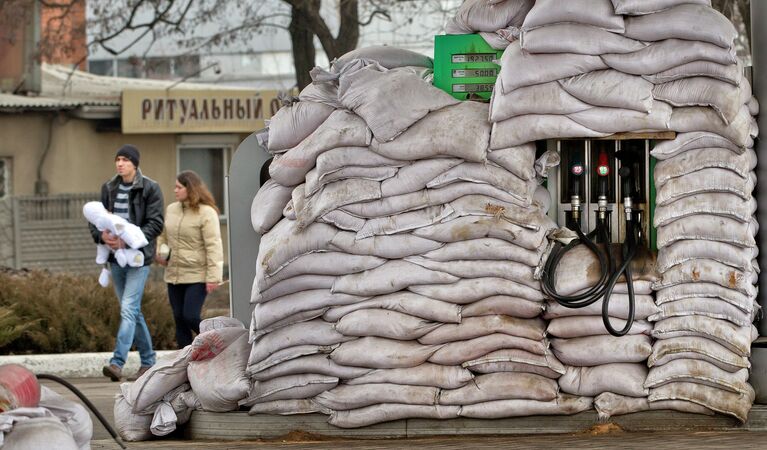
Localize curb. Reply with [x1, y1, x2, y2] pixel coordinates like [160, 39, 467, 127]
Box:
[0, 351, 175, 378]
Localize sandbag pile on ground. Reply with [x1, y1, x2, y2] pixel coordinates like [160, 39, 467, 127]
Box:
[543, 245, 658, 403]
[444, 0, 534, 50]
[486, 0, 759, 422]
[242, 45, 600, 428]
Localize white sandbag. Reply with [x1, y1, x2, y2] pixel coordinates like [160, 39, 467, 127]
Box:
[550, 335, 652, 366]
[240, 374, 338, 405]
[655, 282, 754, 313]
[298, 178, 383, 229]
[444, 195, 551, 230]
[645, 359, 751, 395]
[268, 110, 371, 186]
[497, 42, 608, 94]
[491, 113, 609, 149]
[251, 355, 370, 382]
[668, 105, 754, 148]
[445, 0, 533, 34]
[559, 363, 649, 397]
[114, 384, 153, 442]
[333, 46, 433, 71]
[267, 101, 335, 152]
[246, 344, 337, 376]
[611, 0, 712, 15]
[328, 404, 459, 428]
[128, 347, 191, 414]
[651, 132, 745, 160]
[648, 382, 754, 423]
[39, 386, 92, 449]
[458, 394, 592, 419]
[149, 384, 194, 437]
[559, 70, 654, 113]
[644, 60, 743, 86]
[651, 316, 757, 357]
[462, 295, 544, 319]
[199, 316, 243, 333]
[429, 333, 548, 366]
[486, 144, 537, 181]
[648, 336, 751, 373]
[252, 309, 330, 340]
[299, 81, 342, 109]
[339, 63, 458, 142]
[414, 216, 551, 250]
[306, 165, 397, 196]
[656, 240, 756, 274]
[655, 149, 756, 187]
[329, 231, 444, 259]
[315, 146, 405, 180]
[257, 252, 385, 292]
[330, 337, 443, 369]
[346, 363, 473, 389]
[522, 0, 623, 32]
[253, 290, 367, 330]
[332, 260, 458, 297]
[319, 210, 366, 232]
[422, 238, 543, 268]
[544, 294, 659, 320]
[410, 277, 544, 303]
[380, 158, 463, 197]
[521, 24, 645, 55]
[426, 162, 535, 200]
[316, 384, 439, 411]
[420, 315, 545, 345]
[547, 316, 652, 338]
[748, 96, 760, 115]
[251, 180, 292, 235]
[356, 205, 454, 239]
[322, 292, 462, 324]
[624, 4, 736, 49]
[248, 320, 354, 365]
[594, 392, 714, 421]
[478, 28, 520, 50]
[257, 220, 338, 276]
[462, 349, 566, 379]
[653, 77, 742, 124]
[370, 101, 489, 162]
[188, 331, 250, 412]
[566, 101, 672, 134]
[248, 399, 326, 416]
[602, 39, 737, 75]
[405, 257, 538, 289]
[654, 259, 756, 296]
[490, 80, 592, 122]
[252, 274, 336, 304]
[441, 372, 558, 405]
[656, 215, 757, 249]
[650, 298, 755, 327]
[335, 309, 441, 340]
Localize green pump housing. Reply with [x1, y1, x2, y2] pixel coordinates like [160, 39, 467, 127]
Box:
[433, 34, 503, 100]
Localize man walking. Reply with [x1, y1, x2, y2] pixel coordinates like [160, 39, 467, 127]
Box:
[89, 144, 164, 381]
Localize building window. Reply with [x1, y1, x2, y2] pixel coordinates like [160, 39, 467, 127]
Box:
[145, 57, 172, 79]
[173, 54, 201, 78]
[88, 59, 115, 76]
[117, 57, 144, 78]
[0, 158, 10, 199]
[178, 146, 229, 216]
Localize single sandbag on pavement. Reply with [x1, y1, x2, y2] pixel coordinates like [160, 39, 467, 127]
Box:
[439, 372, 558, 405]
[458, 394, 592, 419]
[558, 364, 649, 397]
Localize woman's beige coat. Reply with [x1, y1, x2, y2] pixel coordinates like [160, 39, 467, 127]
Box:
[157, 202, 224, 284]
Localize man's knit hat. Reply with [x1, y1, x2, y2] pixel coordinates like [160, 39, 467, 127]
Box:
[116, 144, 140, 167]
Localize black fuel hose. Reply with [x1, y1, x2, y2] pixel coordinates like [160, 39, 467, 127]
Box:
[601, 217, 639, 336]
[36, 373, 127, 449]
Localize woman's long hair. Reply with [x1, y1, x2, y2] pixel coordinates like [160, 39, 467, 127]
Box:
[177, 170, 220, 214]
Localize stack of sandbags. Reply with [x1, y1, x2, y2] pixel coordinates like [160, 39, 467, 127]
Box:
[244, 47, 595, 427]
[543, 245, 658, 403]
[444, 0, 534, 49]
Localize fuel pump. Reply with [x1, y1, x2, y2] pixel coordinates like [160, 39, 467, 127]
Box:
[542, 141, 647, 337]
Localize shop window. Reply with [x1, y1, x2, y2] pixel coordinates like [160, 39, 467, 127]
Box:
[173, 54, 201, 78]
[145, 57, 172, 80]
[88, 59, 115, 76]
[0, 158, 9, 199]
[117, 57, 143, 78]
[178, 146, 228, 216]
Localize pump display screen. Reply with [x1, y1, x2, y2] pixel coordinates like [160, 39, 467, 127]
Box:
[451, 53, 496, 63]
[451, 68, 498, 78]
[452, 83, 494, 93]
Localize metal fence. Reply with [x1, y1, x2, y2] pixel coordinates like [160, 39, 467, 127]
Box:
[12, 193, 100, 272]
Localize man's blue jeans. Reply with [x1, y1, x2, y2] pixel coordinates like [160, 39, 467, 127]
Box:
[110, 264, 156, 368]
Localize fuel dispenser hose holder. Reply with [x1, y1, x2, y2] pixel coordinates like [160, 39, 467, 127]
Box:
[541, 153, 641, 337]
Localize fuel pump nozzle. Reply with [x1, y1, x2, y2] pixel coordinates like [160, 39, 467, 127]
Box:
[569, 157, 584, 225]
[596, 150, 610, 222]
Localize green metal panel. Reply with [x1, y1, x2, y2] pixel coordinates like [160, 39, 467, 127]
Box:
[433, 34, 503, 100]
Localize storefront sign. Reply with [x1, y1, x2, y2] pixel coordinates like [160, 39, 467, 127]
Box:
[121, 89, 281, 134]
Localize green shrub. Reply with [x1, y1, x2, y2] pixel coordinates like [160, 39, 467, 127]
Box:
[0, 269, 230, 354]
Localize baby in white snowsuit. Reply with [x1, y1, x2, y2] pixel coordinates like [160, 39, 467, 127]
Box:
[83, 201, 148, 286]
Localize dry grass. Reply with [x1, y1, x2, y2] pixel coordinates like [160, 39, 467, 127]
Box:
[0, 268, 231, 354]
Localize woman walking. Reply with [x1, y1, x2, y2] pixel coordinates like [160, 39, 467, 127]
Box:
[156, 170, 224, 348]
